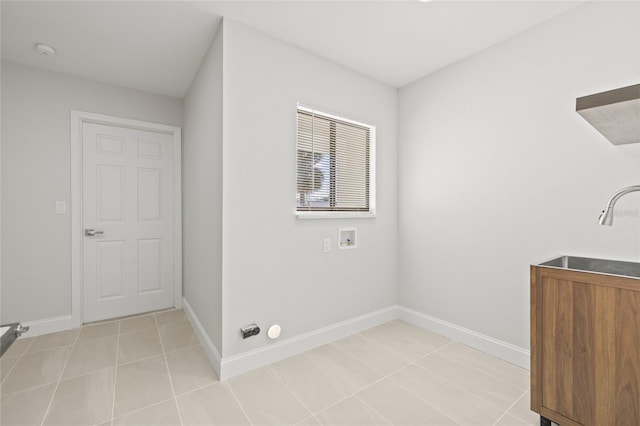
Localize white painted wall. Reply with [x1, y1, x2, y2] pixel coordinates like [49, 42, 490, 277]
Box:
[1, 61, 183, 324]
[221, 20, 398, 357]
[6, 2, 638, 373]
[398, 1, 640, 350]
[183, 25, 224, 353]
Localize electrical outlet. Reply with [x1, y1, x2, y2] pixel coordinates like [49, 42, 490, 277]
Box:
[323, 238, 331, 253]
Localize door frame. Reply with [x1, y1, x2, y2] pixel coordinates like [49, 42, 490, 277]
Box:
[70, 110, 182, 327]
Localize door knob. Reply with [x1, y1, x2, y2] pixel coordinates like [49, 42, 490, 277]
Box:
[84, 229, 104, 236]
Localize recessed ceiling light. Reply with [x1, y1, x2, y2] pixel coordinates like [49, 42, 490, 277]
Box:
[34, 43, 56, 56]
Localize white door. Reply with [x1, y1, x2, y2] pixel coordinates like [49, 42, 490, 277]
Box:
[82, 122, 175, 323]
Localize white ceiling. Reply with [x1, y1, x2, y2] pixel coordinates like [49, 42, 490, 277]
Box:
[1, 1, 221, 98]
[1, 1, 584, 98]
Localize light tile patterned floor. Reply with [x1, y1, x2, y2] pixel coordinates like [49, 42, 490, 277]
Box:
[0, 312, 539, 425]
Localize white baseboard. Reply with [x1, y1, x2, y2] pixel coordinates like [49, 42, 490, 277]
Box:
[182, 298, 222, 379]
[219, 305, 398, 380]
[179, 302, 529, 381]
[21, 315, 74, 338]
[397, 306, 530, 369]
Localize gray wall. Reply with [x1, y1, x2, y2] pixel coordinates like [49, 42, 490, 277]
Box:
[1, 61, 183, 324]
[398, 1, 640, 350]
[221, 20, 398, 357]
[182, 25, 224, 353]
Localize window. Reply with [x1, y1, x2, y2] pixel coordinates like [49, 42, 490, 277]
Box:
[296, 106, 375, 216]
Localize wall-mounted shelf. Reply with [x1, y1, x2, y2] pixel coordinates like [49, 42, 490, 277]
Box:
[576, 83, 640, 145]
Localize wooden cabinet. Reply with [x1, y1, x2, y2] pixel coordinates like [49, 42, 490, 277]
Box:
[531, 265, 640, 425]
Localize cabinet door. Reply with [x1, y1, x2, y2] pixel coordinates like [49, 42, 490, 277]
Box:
[611, 288, 640, 424]
[539, 275, 640, 425]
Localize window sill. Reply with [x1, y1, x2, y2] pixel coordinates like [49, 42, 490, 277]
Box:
[296, 211, 377, 220]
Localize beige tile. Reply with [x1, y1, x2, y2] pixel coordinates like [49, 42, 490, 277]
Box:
[113, 399, 181, 426]
[304, 344, 382, 394]
[43, 368, 115, 426]
[229, 367, 310, 425]
[266, 353, 351, 413]
[495, 413, 535, 426]
[177, 382, 250, 426]
[357, 378, 457, 426]
[78, 321, 119, 342]
[62, 335, 117, 379]
[361, 324, 436, 361]
[118, 327, 163, 364]
[508, 391, 539, 424]
[417, 353, 522, 410]
[390, 364, 504, 425]
[165, 345, 218, 395]
[297, 416, 322, 426]
[333, 332, 411, 376]
[315, 396, 390, 426]
[120, 314, 156, 334]
[0, 383, 56, 426]
[114, 355, 173, 417]
[155, 309, 185, 326]
[26, 329, 79, 354]
[1, 357, 20, 383]
[158, 321, 199, 353]
[1, 346, 71, 393]
[381, 320, 450, 350]
[438, 342, 530, 391]
[1, 337, 34, 359]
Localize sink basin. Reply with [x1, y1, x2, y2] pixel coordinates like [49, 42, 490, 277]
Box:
[0, 326, 10, 338]
[537, 255, 640, 279]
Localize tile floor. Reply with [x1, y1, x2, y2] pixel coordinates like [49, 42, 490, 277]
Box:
[0, 311, 539, 426]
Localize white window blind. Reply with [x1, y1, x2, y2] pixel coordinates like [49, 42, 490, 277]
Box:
[296, 107, 374, 213]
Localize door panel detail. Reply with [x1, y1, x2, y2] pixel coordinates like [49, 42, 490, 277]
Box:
[137, 238, 162, 294]
[138, 168, 162, 221]
[96, 241, 125, 299]
[97, 165, 125, 222]
[138, 139, 162, 160]
[97, 134, 125, 156]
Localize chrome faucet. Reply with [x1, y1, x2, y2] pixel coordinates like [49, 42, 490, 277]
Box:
[598, 185, 640, 226]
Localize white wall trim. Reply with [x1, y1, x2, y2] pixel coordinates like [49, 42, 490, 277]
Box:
[70, 110, 182, 328]
[22, 315, 74, 338]
[219, 305, 397, 380]
[183, 298, 222, 378]
[397, 306, 530, 369]
[180, 303, 530, 381]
